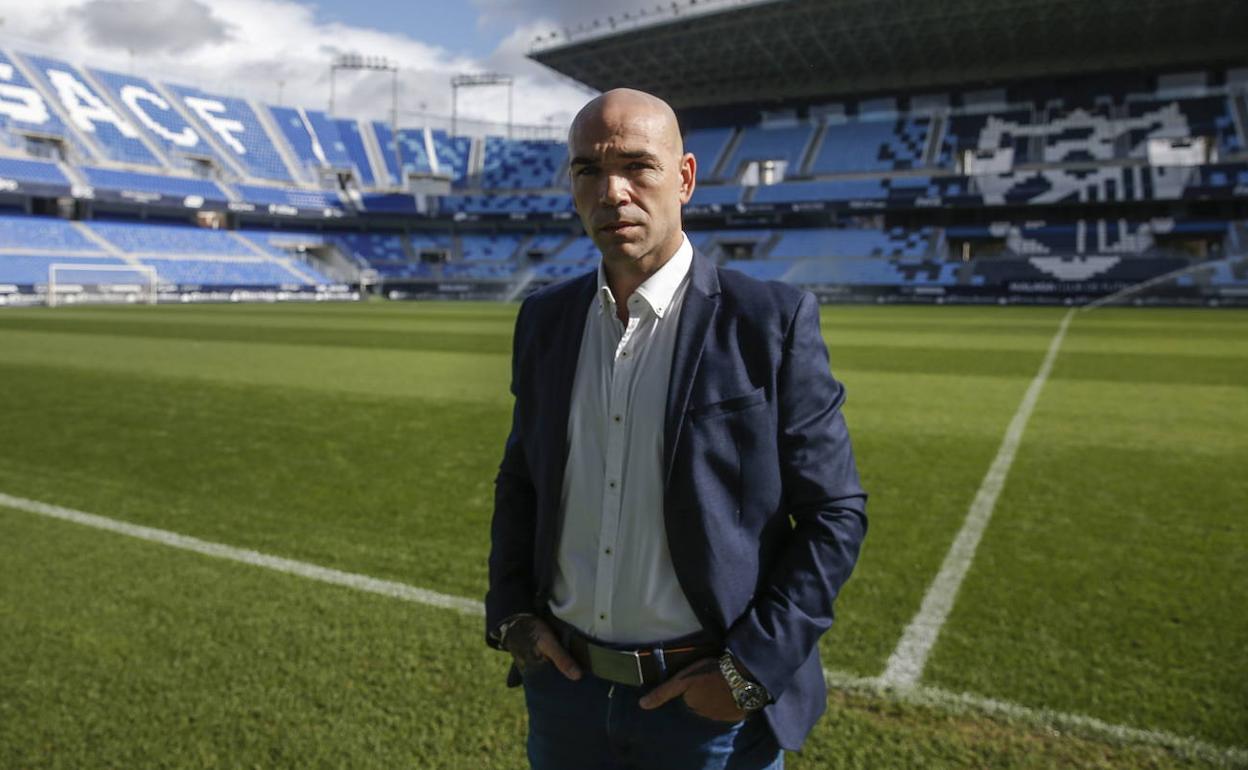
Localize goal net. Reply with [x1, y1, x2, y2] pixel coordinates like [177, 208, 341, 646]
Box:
[47, 263, 160, 308]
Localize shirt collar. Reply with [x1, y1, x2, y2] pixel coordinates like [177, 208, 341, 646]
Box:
[596, 233, 693, 319]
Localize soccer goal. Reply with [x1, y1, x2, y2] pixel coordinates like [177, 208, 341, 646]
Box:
[47, 263, 160, 308]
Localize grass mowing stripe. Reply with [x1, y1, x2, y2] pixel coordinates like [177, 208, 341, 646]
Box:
[881, 309, 1075, 689]
[5, 488, 1244, 767]
[0, 491, 484, 616]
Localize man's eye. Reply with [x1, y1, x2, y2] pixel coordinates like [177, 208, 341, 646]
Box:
[574, 167, 598, 177]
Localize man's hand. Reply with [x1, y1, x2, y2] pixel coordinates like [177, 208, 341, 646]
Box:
[638, 657, 746, 723]
[503, 616, 582, 681]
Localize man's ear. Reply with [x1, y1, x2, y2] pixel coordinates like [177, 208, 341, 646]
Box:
[679, 152, 697, 204]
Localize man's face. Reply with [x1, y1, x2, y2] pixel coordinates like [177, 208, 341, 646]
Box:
[568, 105, 695, 270]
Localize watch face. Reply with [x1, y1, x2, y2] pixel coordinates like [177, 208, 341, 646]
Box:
[738, 683, 768, 711]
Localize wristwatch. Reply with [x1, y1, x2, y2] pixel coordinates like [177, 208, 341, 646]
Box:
[718, 653, 770, 712]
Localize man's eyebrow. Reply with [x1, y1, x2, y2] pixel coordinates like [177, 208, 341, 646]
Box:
[569, 151, 661, 166]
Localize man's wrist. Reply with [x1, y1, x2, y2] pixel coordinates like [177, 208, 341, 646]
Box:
[718, 652, 770, 712]
[493, 613, 537, 647]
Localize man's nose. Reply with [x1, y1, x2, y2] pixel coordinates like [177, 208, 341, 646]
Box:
[599, 173, 629, 205]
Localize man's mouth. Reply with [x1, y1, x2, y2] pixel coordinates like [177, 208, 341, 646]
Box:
[599, 221, 640, 233]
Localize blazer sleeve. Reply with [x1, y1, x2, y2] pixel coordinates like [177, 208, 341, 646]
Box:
[724, 291, 868, 699]
[484, 298, 540, 649]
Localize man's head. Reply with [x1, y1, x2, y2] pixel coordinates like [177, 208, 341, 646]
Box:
[568, 88, 696, 276]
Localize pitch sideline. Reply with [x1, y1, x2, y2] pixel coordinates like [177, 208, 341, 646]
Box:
[880, 308, 1075, 688]
[2, 488, 1244, 767]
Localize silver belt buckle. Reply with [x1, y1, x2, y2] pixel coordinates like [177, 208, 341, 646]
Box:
[587, 643, 645, 686]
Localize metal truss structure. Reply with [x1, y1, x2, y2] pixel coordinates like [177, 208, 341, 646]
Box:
[529, 0, 1248, 110]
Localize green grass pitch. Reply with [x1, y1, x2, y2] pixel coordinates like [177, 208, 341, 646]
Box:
[0, 301, 1244, 768]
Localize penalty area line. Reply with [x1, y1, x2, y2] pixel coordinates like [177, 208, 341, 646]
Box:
[3, 487, 1245, 766]
[880, 309, 1075, 689]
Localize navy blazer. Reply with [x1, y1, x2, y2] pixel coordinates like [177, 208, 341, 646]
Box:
[486, 247, 867, 751]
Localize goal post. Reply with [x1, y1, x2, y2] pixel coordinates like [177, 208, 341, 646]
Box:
[47, 263, 160, 308]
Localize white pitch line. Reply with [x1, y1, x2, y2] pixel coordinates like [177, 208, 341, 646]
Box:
[0, 491, 484, 616]
[3, 487, 1246, 766]
[880, 309, 1075, 689]
[823, 670, 1248, 767]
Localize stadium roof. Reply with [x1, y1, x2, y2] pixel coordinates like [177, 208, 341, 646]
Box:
[529, 0, 1248, 110]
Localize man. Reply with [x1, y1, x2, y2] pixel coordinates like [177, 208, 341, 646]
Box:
[486, 88, 866, 769]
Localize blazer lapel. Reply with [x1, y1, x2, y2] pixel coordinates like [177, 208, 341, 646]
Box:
[664, 249, 721, 485]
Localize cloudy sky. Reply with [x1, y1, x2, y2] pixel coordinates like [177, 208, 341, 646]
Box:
[0, 0, 673, 131]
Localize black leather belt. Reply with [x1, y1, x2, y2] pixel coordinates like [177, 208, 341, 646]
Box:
[550, 617, 719, 687]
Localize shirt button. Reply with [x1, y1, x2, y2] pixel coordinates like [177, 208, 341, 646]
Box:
[621, 350, 628, 357]
[599, 613, 607, 620]
[608, 480, 617, 489]
[613, 414, 622, 423]
[604, 547, 612, 555]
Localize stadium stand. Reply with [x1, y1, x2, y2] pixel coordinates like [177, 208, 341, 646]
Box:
[479, 137, 564, 189]
[234, 184, 343, 210]
[0, 50, 94, 161]
[808, 117, 930, 174]
[163, 83, 294, 182]
[460, 233, 525, 261]
[82, 167, 230, 202]
[305, 111, 376, 186]
[88, 68, 225, 172]
[716, 122, 815, 181]
[683, 127, 734, 180]
[0, 156, 72, 188]
[1, 37, 1244, 306]
[87, 220, 254, 256]
[20, 53, 162, 168]
[0, 213, 102, 252]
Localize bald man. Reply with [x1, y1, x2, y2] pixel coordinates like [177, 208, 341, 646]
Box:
[486, 88, 867, 770]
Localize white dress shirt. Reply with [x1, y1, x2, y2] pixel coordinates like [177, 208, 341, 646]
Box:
[550, 233, 703, 645]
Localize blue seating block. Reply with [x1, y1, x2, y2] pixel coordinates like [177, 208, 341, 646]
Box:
[480, 137, 564, 189]
[165, 83, 293, 182]
[23, 54, 160, 167]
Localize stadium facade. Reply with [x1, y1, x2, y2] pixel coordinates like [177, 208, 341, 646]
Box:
[0, 0, 1246, 307]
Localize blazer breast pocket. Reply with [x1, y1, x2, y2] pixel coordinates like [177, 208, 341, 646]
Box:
[688, 387, 766, 420]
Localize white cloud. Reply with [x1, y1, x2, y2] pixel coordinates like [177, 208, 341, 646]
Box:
[0, 0, 595, 132]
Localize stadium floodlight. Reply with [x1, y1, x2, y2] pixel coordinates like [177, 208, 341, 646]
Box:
[329, 53, 400, 188]
[450, 73, 513, 139]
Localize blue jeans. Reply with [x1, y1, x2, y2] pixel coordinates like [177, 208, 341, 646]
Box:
[522, 662, 783, 770]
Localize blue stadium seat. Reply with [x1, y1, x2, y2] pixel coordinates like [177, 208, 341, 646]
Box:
[164, 83, 294, 182]
[769, 228, 931, 259]
[136, 257, 307, 286]
[0, 254, 126, 284]
[90, 68, 223, 171]
[21, 54, 161, 168]
[437, 194, 573, 216]
[809, 117, 929, 173]
[88, 220, 253, 256]
[684, 127, 734, 181]
[269, 106, 323, 180]
[461, 233, 524, 261]
[0, 157, 71, 188]
[234, 184, 342, 210]
[0, 214, 102, 252]
[548, 237, 600, 262]
[372, 123, 434, 184]
[0, 51, 95, 162]
[687, 185, 742, 208]
[83, 167, 228, 202]
[480, 137, 564, 189]
[432, 130, 470, 184]
[722, 260, 792, 281]
[305, 111, 376, 186]
[717, 123, 815, 181]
